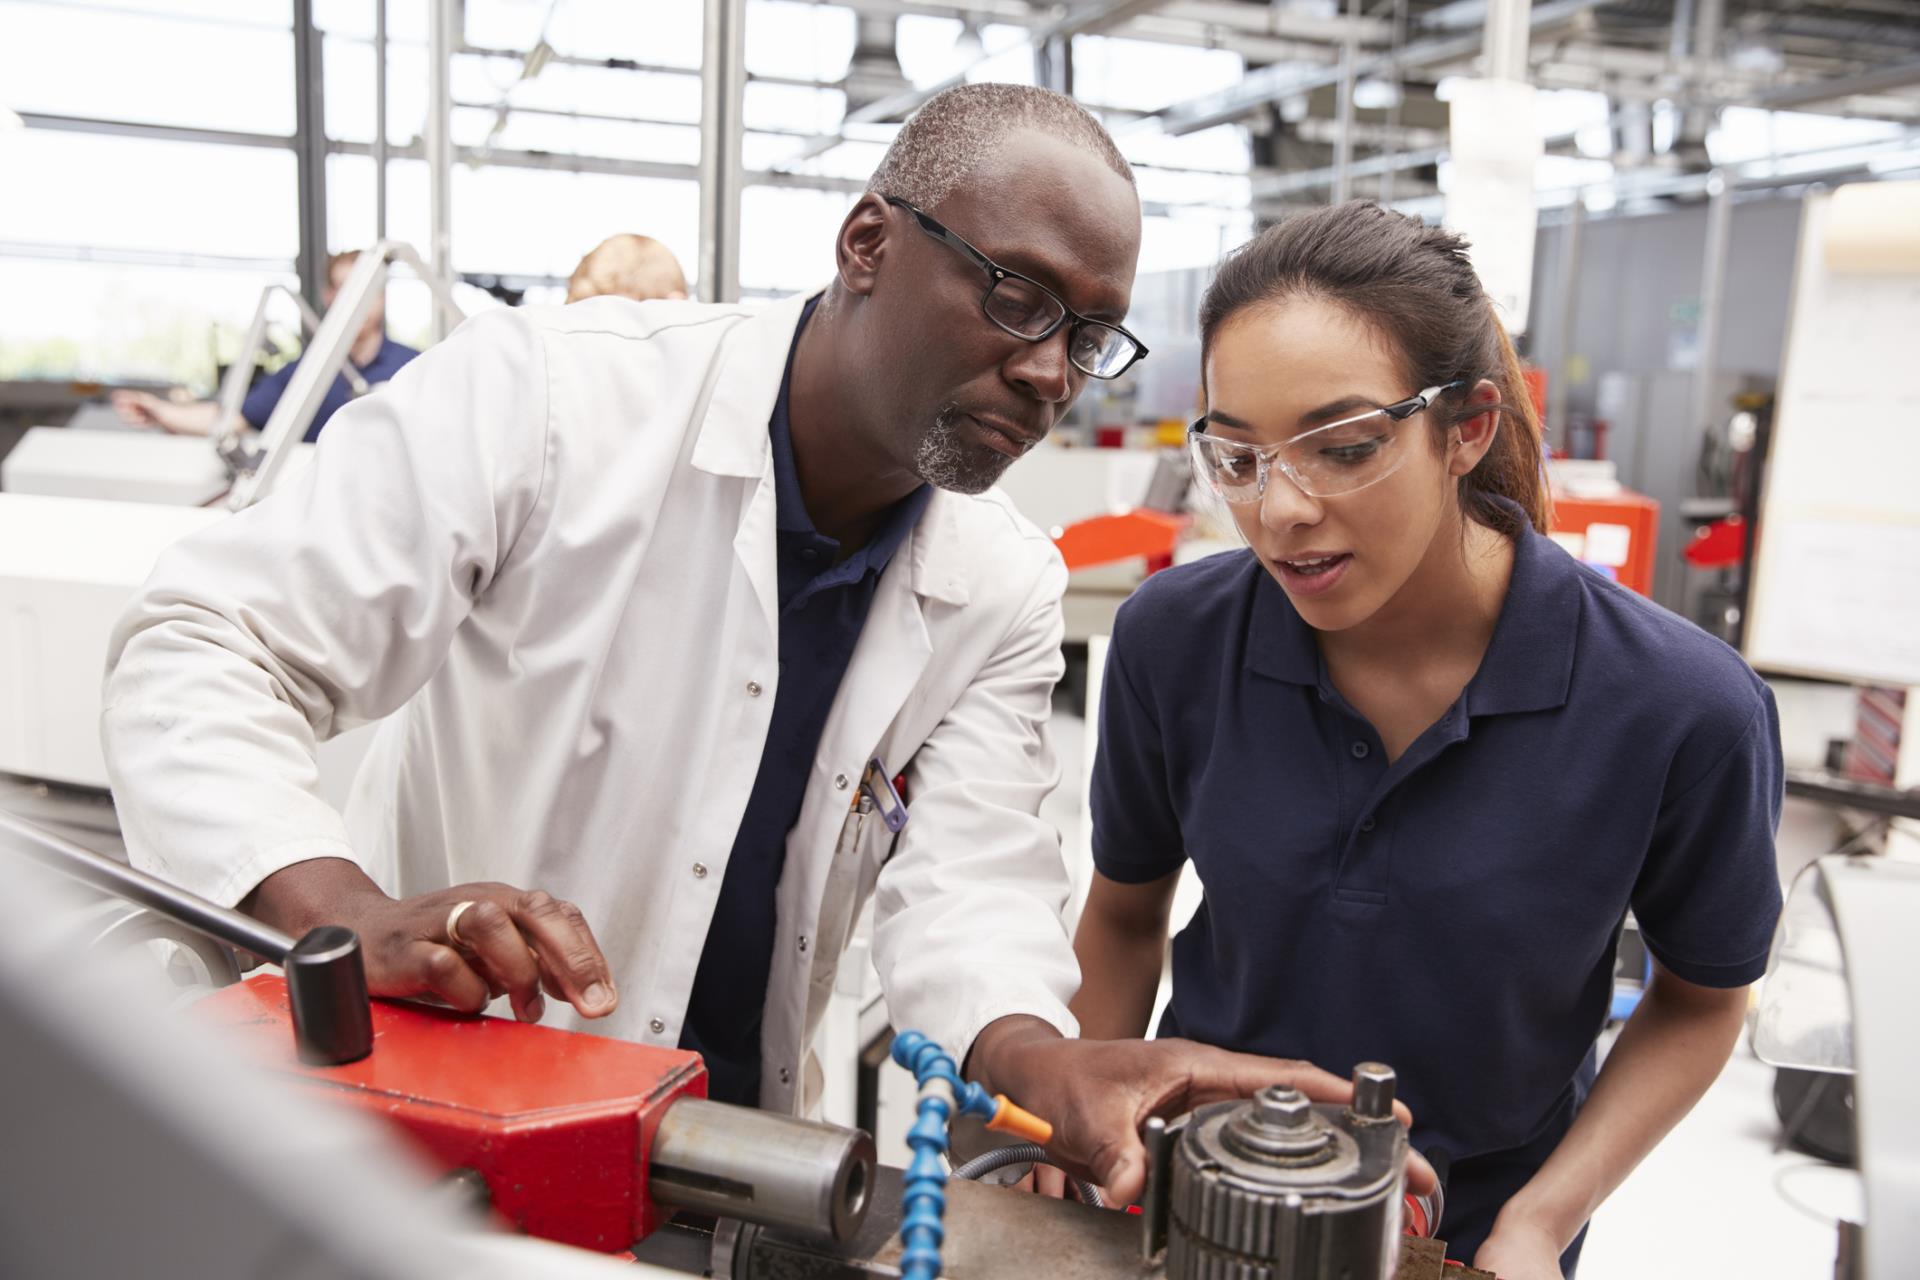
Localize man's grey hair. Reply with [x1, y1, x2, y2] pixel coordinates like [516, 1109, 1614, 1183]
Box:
[866, 83, 1134, 209]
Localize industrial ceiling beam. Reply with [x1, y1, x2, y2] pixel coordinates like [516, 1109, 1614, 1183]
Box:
[1754, 58, 1920, 110]
[1254, 146, 1446, 199]
[773, 0, 1174, 169]
[823, 0, 1391, 45]
[1152, 0, 1600, 135]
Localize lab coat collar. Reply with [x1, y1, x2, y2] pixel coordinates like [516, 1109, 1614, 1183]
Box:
[691, 290, 817, 480]
[698, 287, 973, 610]
[903, 492, 971, 607]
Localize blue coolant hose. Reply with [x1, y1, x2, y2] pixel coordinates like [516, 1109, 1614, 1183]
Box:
[890, 1030, 1059, 1280]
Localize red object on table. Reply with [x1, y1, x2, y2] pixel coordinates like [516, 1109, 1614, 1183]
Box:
[1683, 514, 1746, 570]
[195, 974, 706, 1252]
[1551, 491, 1661, 598]
[1053, 508, 1189, 574]
[1521, 366, 1548, 423]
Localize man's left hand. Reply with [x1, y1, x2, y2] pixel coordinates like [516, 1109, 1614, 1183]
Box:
[1473, 1216, 1566, 1280]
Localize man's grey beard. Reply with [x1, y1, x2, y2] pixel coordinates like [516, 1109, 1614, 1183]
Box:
[912, 404, 1017, 495]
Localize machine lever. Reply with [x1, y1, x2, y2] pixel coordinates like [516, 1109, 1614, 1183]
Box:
[0, 808, 372, 1065]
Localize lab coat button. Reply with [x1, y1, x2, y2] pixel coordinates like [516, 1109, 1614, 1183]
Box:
[834, 773, 849, 790]
[746, 680, 763, 697]
[649, 1017, 666, 1034]
[692, 862, 708, 878]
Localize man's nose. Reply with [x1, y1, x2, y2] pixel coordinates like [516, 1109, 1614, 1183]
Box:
[1004, 328, 1076, 405]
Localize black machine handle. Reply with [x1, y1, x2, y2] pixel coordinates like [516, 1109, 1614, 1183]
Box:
[0, 808, 373, 1066]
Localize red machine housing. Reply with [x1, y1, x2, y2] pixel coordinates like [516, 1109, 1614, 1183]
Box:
[195, 974, 705, 1252]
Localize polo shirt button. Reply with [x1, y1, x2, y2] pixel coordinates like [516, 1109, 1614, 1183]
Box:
[1350, 741, 1370, 759]
[779, 1067, 792, 1085]
[1360, 815, 1376, 832]
[649, 1017, 665, 1034]
[692, 862, 708, 878]
[746, 680, 762, 697]
[798, 935, 810, 953]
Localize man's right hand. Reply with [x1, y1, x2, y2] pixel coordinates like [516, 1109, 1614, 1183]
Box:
[242, 857, 617, 1024]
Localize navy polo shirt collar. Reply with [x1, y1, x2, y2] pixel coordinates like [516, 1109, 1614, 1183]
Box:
[1246, 502, 1579, 718]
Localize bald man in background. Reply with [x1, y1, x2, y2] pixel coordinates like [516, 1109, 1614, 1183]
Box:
[565, 234, 689, 304]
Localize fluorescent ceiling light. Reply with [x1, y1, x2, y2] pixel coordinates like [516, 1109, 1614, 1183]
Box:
[1353, 78, 1401, 111]
[1868, 149, 1920, 176]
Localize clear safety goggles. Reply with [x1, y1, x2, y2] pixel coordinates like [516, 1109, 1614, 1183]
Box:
[1188, 382, 1463, 502]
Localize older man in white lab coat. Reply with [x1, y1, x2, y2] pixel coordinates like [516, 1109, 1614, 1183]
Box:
[102, 85, 1358, 1206]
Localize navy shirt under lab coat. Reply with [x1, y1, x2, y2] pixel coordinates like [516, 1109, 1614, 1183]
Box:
[1091, 517, 1783, 1265]
[240, 336, 419, 443]
[680, 297, 931, 1106]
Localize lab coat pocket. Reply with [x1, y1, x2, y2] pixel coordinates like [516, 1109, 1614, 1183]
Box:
[804, 794, 873, 1045]
[814, 795, 871, 977]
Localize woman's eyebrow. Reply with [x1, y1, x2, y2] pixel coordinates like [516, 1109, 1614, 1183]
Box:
[1296, 395, 1382, 426]
[1203, 408, 1259, 432]
[1206, 396, 1385, 434]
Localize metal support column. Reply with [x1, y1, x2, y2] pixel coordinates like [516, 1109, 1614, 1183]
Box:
[1332, 0, 1360, 203]
[425, 0, 456, 339]
[1034, 36, 1073, 96]
[1484, 0, 1532, 84]
[1679, 0, 1724, 159]
[373, 0, 388, 242]
[698, 0, 748, 304]
[291, 0, 329, 309]
[1689, 170, 1734, 451]
[1547, 197, 1583, 453]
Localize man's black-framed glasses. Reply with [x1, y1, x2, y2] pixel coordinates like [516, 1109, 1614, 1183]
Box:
[884, 196, 1149, 380]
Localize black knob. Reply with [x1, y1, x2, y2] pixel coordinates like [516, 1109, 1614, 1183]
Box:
[285, 926, 373, 1066]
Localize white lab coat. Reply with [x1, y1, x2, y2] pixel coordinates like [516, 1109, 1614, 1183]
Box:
[102, 291, 1080, 1114]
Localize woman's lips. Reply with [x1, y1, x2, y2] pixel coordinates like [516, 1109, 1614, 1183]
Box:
[1270, 552, 1352, 597]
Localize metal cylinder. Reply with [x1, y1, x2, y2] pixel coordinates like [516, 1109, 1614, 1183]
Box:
[1351, 1062, 1397, 1121]
[648, 1098, 875, 1244]
[1166, 1073, 1407, 1280]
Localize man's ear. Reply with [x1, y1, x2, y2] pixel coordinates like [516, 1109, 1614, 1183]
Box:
[836, 194, 892, 297]
[1447, 379, 1503, 478]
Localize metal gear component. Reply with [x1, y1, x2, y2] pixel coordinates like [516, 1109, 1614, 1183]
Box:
[1166, 1064, 1408, 1280]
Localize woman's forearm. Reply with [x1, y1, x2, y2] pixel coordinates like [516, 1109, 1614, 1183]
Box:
[1491, 967, 1750, 1249]
[1071, 914, 1164, 1038]
[1069, 878, 1174, 1040]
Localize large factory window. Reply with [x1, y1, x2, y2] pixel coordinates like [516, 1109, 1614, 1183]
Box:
[0, 1, 294, 135]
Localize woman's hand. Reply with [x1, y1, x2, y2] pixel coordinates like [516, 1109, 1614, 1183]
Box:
[1473, 1215, 1566, 1280]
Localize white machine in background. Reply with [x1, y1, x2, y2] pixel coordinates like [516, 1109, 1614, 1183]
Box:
[0, 242, 463, 794]
[2, 242, 460, 510]
[1752, 852, 1920, 1278]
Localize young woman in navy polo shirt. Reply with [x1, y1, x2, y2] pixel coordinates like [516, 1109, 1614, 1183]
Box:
[1074, 203, 1783, 1278]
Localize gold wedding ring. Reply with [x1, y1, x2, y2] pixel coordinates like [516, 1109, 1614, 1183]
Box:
[445, 899, 478, 948]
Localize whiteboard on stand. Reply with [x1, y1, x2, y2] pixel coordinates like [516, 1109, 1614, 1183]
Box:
[1745, 182, 1920, 688]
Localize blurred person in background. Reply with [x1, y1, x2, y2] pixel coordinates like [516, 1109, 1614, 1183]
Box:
[112, 249, 417, 444]
[565, 233, 689, 304]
